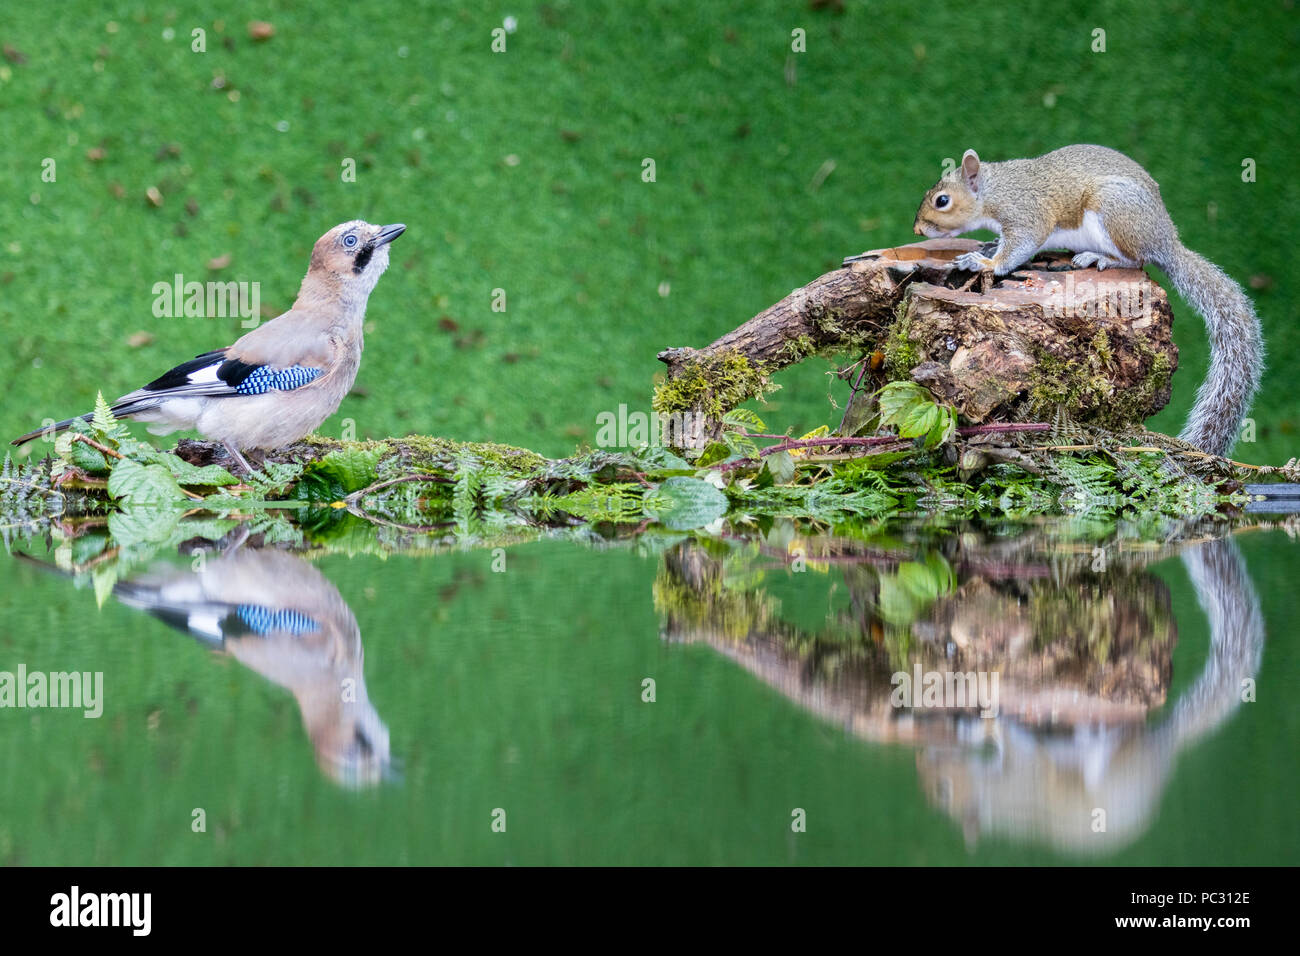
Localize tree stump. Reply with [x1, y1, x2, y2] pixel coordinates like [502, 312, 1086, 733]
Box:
[655, 239, 1178, 448]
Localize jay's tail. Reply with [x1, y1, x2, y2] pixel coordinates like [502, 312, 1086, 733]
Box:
[11, 413, 93, 446]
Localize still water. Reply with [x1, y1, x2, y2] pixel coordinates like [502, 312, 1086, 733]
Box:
[0, 515, 1295, 865]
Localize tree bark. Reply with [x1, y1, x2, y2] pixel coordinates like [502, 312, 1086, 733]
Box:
[656, 239, 1178, 448]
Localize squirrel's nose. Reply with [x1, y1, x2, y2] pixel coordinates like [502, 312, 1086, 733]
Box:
[913, 222, 924, 236]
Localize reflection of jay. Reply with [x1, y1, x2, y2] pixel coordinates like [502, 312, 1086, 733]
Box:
[12, 221, 405, 473]
[111, 539, 392, 788]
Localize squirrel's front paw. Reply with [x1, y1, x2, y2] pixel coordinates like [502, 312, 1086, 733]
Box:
[954, 252, 995, 272]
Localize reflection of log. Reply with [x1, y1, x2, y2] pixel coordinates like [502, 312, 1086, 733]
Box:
[656, 528, 1264, 854]
[655, 239, 1177, 448]
[911, 575, 1173, 722]
[656, 530, 1176, 732]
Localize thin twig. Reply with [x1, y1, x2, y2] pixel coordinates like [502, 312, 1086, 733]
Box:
[836, 355, 872, 435]
[343, 502, 455, 534]
[1170, 450, 1276, 472]
[68, 433, 123, 460]
[342, 473, 454, 504]
[959, 422, 1053, 435]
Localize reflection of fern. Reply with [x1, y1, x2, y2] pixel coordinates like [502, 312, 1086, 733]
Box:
[452, 453, 484, 532]
[731, 481, 898, 522]
[242, 510, 302, 546]
[0, 455, 61, 550]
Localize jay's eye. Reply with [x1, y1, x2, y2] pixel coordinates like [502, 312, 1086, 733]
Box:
[343, 234, 359, 248]
[934, 194, 951, 210]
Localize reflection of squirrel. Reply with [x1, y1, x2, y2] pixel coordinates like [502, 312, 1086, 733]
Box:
[913, 145, 1263, 457]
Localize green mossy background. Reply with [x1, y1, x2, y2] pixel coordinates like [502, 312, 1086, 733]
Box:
[0, 1, 1295, 462]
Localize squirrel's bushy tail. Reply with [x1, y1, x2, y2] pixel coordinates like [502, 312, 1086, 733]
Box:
[1156, 243, 1263, 458]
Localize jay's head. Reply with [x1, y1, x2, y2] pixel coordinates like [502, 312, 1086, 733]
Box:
[307, 220, 406, 299]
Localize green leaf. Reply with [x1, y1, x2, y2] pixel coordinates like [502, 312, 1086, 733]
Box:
[61, 435, 108, 473]
[696, 442, 733, 467]
[924, 552, 956, 593]
[877, 575, 920, 625]
[899, 402, 940, 439]
[89, 392, 130, 443]
[877, 381, 929, 426]
[765, 450, 796, 483]
[645, 476, 729, 529]
[69, 534, 110, 565]
[723, 431, 759, 459]
[876, 555, 956, 625]
[107, 506, 182, 548]
[91, 563, 119, 609]
[107, 458, 186, 505]
[722, 408, 766, 432]
[140, 450, 238, 487]
[636, 446, 692, 473]
[877, 381, 957, 448]
[91, 392, 114, 433]
[927, 406, 957, 447]
[305, 447, 382, 496]
[247, 460, 305, 497]
[895, 560, 943, 601]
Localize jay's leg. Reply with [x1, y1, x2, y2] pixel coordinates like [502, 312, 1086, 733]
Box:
[222, 440, 255, 476]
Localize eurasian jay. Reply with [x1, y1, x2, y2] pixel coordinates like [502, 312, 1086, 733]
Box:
[12, 220, 405, 473]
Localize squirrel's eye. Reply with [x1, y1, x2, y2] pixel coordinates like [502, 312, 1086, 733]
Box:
[344, 234, 359, 248]
[934, 194, 951, 210]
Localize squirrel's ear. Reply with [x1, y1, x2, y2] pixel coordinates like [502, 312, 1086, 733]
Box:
[961, 149, 981, 192]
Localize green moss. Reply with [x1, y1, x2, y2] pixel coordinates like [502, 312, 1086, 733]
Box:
[296, 434, 547, 478]
[1025, 340, 1173, 427]
[1026, 352, 1090, 414]
[808, 303, 883, 355]
[1127, 349, 1174, 421]
[882, 304, 922, 380]
[781, 334, 819, 363]
[652, 351, 777, 418]
[1091, 329, 1114, 365]
[387, 435, 548, 473]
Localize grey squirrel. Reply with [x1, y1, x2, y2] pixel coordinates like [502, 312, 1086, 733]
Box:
[913, 144, 1263, 457]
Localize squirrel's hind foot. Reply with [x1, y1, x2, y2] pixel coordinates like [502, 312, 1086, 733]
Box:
[1071, 251, 1141, 271]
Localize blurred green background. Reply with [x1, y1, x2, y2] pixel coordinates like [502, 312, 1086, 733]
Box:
[0, 1, 1296, 460]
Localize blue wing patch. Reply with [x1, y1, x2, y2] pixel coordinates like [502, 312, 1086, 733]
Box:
[236, 604, 321, 636]
[233, 365, 324, 395]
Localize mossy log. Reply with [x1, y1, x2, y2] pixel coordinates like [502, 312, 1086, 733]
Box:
[655, 239, 1177, 448]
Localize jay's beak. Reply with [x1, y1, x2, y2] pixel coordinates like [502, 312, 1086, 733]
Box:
[373, 223, 406, 246]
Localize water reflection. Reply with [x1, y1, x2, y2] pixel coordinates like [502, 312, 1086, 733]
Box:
[22, 526, 391, 788]
[655, 525, 1263, 854]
